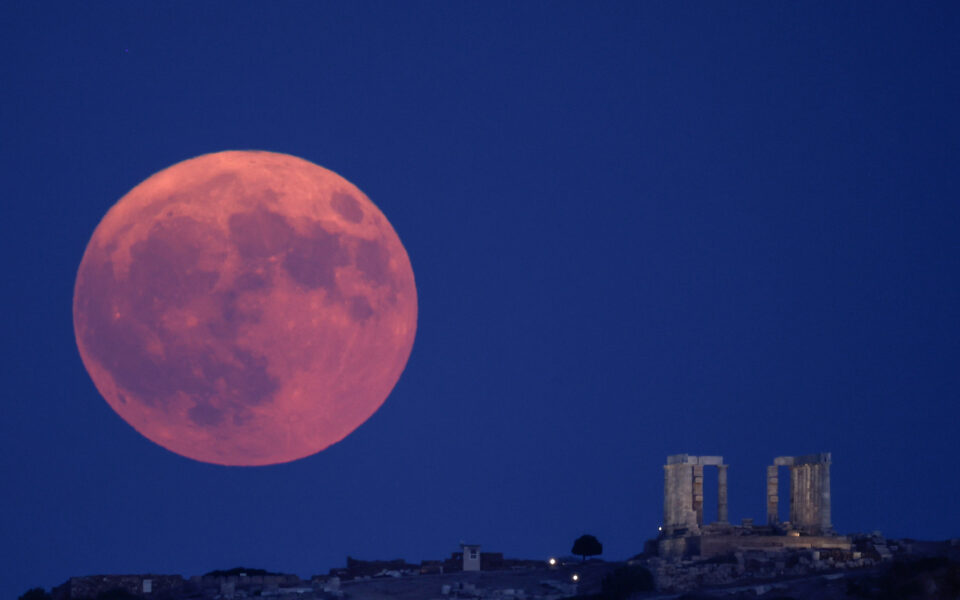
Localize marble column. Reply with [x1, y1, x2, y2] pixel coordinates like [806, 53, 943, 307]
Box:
[789, 465, 799, 525]
[791, 463, 823, 531]
[664, 462, 696, 534]
[766, 465, 779, 525]
[820, 459, 832, 532]
[717, 464, 729, 524]
[692, 464, 704, 527]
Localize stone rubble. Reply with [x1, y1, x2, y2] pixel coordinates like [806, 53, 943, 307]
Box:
[642, 531, 914, 593]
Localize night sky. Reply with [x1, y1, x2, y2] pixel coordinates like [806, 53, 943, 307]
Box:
[3, 2, 959, 597]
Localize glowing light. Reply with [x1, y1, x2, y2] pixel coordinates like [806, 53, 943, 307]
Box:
[572, 574, 580, 582]
[658, 526, 663, 531]
[548, 558, 557, 566]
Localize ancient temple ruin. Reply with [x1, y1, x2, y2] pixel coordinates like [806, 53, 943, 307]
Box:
[662, 454, 728, 536]
[766, 453, 832, 535]
[658, 452, 849, 558]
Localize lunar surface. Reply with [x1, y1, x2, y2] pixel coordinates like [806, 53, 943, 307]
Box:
[72, 151, 417, 466]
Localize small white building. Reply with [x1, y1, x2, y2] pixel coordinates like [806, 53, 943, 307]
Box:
[461, 543, 481, 571]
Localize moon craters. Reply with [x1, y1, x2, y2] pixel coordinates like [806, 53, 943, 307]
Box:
[228, 207, 294, 260]
[331, 192, 364, 223]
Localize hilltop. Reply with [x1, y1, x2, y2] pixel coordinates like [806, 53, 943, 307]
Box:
[17, 535, 960, 600]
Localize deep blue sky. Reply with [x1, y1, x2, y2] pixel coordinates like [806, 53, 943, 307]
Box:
[2, 1, 959, 597]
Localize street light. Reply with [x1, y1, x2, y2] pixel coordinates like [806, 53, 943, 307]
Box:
[548, 557, 557, 566]
[571, 574, 579, 582]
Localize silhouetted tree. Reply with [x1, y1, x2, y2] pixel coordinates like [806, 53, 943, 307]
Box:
[571, 534, 603, 561]
[18, 588, 51, 600]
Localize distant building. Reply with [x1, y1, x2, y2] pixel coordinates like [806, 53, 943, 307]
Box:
[439, 544, 526, 572]
[461, 544, 481, 571]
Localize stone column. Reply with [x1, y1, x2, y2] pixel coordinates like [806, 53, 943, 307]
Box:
[811, 464, 822, 529]
[789, 465, 798, 525]
[664, 460, 697, 535]
[793, 464, 806, 529]
[791, 463, 822, 532]
[717, 464, 729, 524]
[692, 464, 704, 527]
[663, 464, 675, 532]
[820, 458, 832, 532]
[766, 465, 778, 525]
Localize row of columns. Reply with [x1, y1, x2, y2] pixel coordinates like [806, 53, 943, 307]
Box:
[662, 455, 728, 536]
[663, 452, 833, 538]
[766, 453, 832, 534]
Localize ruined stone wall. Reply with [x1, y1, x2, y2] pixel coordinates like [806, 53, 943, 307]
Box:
[699, 534, 850, 558]
[53, 575, 184, 600]
[188, 574, 301, 596]
[659, 536, 700, 559]
[659, 533, 850, 560]
[647, 544, 872, 594]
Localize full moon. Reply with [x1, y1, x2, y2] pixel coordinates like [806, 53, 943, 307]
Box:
[73, 151, 417, 466]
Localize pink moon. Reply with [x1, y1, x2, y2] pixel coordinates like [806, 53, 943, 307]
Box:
[72, 151, 417, 466]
